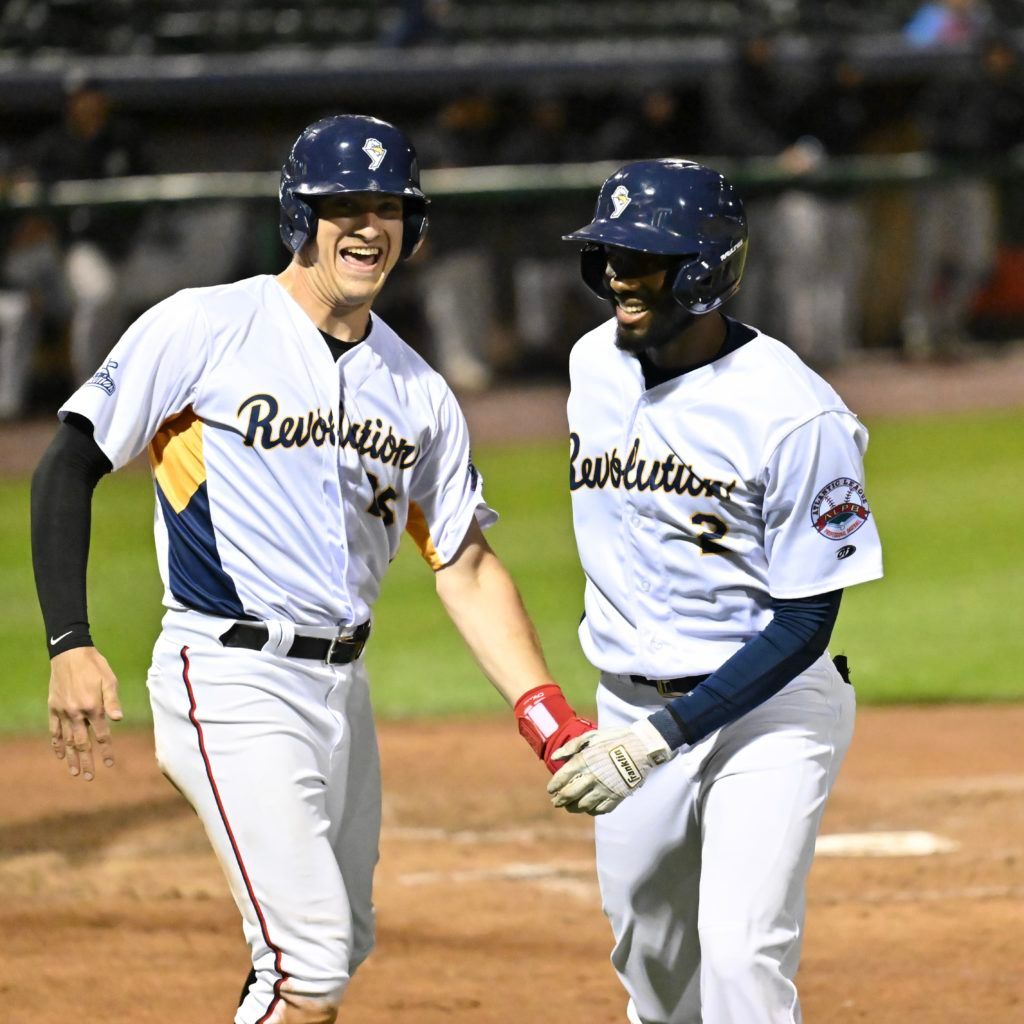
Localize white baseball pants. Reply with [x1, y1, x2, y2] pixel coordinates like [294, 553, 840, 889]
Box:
[594, 652, 855, 1024]
[147, 609, 381, 1024]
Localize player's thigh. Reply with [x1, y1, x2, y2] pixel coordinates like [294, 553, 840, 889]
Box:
[147, 632, 356, 984]
[324, 661, 382, 967]
[697, 656, 854, 928]
[595, 676, 705, 917]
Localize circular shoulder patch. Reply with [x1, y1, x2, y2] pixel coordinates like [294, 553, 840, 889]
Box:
[810, 477, 871, 540]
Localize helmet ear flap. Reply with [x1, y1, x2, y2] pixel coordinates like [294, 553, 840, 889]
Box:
[671, 237, 747, 314]
[280, 188, 317, 254]
[401, 203, 429, 260]
[580, 245, 611, 300]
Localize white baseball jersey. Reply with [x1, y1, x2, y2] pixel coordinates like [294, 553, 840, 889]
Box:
[61, 274, 494, 628]
[567, 317, 883, 679]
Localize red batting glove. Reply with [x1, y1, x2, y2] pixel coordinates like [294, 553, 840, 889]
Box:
[514, 683, 596, 774]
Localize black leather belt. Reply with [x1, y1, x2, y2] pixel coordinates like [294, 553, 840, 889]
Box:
[629, 673, 710, 697]
[218, 621, 371, 665]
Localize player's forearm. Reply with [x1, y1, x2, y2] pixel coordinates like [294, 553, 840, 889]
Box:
[435, 546, 554, 706]
[30, 419, 112, 657]
[650, 589, 844, 748]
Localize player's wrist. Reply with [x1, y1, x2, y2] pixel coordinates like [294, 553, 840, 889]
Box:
[45, 628, 94, 660]
[514, 683, 595, 766]
[629, 717, 676, 765]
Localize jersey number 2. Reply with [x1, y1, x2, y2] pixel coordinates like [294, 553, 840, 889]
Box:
[692, 513, 728, 555]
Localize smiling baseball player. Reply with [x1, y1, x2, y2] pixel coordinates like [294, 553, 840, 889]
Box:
[550, 159, 883, 1023]
[30, 114, 592, 1024]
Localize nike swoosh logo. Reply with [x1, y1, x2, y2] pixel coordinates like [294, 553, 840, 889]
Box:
[49, 630, 73, 646]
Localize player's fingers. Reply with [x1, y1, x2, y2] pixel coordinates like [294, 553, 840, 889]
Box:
[69, 714, 97, 781]
[550, 735, 591, 764]
[60, 715, 81, 777]
[547, 756, 585, 793]
[49, 708, 65, 760]
[549, 772, 593, 808]
[101, 674, 124, 722]
[91, 712, 115, 769]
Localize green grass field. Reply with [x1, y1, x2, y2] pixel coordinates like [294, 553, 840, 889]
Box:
[2, 408, 1022, 733]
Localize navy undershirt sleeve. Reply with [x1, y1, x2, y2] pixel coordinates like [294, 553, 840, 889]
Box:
[648, 590, 844, 749]
[30, 415, 113, 658]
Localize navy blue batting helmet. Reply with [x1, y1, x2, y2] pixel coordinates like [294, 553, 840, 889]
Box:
[563, 159, 747, 315]
[279, 114, 429, 259]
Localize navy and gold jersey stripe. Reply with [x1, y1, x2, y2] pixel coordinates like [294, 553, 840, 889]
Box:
[406, 501, 443, 570]
[149, 408, 245, 617]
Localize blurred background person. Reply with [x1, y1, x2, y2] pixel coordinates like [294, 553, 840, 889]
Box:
[3, 76, 249, 402]
[404, 91, 503, 391]
[901, 34, 1024, 359]
[769, 48, 872, 368]
[0, 142, 42, 420]
[496, 90, 606, 376]
[904, 0, 992, 46]
[3, 78, 148, 391]
[702, 27, 803, 342]
[596, 85, 697, 162]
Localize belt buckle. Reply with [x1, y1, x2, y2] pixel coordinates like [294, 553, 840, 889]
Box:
[325, 634, 344, 665]
[655, 679, 678, 697]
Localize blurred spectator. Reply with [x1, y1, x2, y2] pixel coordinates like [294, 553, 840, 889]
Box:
[3, 78, 248, 412]
[596, 86, 699, 162]
[378, 0, 452, 46]
[904, 0, 991, 46]
[496, 92, 605, 374]
[705, 35, 874, 366]
[901, 35, 1024, 358]
[702, 29, 800, 339]
[768, 50, 872, 367]
[405, 92, 502, 391]
[0, 143, 41, 420]
[2, 78, 148, 411]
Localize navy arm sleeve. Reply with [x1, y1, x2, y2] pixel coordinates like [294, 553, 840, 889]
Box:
[30, 414, 113, 658]
[648, 590, 844, 749]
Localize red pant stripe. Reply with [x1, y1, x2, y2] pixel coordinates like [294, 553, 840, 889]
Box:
[180, 645, 286, 1023]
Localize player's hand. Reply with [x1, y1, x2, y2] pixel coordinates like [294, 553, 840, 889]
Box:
[47, 647, 123, 782]
[514, 683, 596, 773]
[547, 719, 675, 815]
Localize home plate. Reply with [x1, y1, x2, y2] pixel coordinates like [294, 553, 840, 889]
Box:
[815, 831, 959, 857]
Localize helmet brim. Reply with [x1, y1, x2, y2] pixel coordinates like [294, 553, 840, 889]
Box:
[562, 218, 691, 256]
[293, 175, 427, 203]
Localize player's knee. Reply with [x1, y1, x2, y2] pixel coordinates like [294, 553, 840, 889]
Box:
[698, 921, 791, 983]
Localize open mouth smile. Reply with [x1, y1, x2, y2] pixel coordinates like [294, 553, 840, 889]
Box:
[339, 245, 383, 270]
[614, 296, 652, 326]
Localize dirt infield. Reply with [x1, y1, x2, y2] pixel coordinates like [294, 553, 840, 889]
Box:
[2, 705, 1022, 1024]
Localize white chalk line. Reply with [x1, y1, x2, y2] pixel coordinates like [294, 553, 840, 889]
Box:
[383, 825, 585, 844]
[398, 860, 595, 887]
[386, 826, 961, 858]
[815, 830, 960, 857]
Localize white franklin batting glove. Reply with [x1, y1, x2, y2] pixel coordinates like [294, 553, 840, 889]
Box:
[546, 719, 676, 816]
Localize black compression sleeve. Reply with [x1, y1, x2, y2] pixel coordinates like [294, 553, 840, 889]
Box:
[30, 416, 113, 658]
[648, 589, 844, 749]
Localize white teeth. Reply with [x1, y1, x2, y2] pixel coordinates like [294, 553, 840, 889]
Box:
[345, 247, 380, 255]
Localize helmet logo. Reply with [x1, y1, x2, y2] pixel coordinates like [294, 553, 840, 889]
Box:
[609, 185, 631, 219]
[362, 137, 387, 171]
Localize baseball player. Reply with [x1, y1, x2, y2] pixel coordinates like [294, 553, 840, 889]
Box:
[548, 160, 883, 1023]
[30, 114, 594, 1024]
